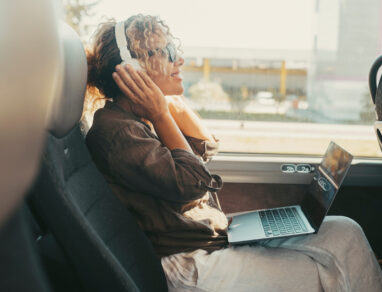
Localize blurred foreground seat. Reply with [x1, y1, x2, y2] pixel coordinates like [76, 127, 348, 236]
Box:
[0, 0, 62, 291]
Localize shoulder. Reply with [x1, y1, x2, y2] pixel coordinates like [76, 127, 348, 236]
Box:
[86, 109, 155, 156]
[112, 122, 157, 144]
[89, 105, 153, 137]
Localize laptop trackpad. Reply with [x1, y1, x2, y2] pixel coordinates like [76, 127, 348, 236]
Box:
[228, 212, 264, 243]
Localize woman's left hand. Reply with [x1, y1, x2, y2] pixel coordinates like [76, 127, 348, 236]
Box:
[165, 95, 214, 142]
[166, 95, 187, 115]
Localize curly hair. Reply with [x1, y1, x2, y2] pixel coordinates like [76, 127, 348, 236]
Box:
[84, 14, 178, 115]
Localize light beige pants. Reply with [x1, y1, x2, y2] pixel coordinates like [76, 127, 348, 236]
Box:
[162, 216, 382, 292]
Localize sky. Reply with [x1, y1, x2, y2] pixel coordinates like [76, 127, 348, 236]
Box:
[85, 0, 315, 50]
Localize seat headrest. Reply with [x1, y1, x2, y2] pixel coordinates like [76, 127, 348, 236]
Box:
[47, 22, 87, 138]
[369, 56, 382, 151]
[0, 0, 62, 226]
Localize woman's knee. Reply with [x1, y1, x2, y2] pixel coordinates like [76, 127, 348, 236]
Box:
[323, 215, 364, 238]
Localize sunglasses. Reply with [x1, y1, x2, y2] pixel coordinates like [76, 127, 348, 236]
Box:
[148, 42, 177, 63]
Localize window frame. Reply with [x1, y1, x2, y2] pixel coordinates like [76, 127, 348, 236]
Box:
[207, 153, 382, 186]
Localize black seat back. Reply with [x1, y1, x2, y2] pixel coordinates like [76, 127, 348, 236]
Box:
[29, 23, 168, 292]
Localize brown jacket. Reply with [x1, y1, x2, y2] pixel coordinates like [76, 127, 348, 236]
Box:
[85, 101, 228, 257]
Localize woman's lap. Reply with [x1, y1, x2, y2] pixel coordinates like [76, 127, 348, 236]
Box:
[163, 216, 382, 292]
[192, 244, 322, 292]
[260, 216, 382, 291]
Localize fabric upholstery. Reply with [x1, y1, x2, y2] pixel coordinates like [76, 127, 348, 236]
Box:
[0, 206, 51, 292]
[31, 124, 168, 292]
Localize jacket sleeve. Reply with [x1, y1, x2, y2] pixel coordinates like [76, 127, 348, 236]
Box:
[184, 134, 219, 162]
[107, 125, 222, 204]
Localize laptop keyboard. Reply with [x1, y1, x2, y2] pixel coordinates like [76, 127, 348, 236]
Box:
[259, 207, 308, 237]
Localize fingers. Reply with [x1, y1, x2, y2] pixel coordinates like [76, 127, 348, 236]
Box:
[137, 70, 156, 89]
[115, 65, 145, 98]
[112, 72, 136, 100]
[124, 65, 151, 93]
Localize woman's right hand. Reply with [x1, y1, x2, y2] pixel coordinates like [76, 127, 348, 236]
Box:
[113, 64, 192, 153]
[112, 64, 169, 123]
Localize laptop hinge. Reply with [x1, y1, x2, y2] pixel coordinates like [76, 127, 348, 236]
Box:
[301, 205, 318, 232]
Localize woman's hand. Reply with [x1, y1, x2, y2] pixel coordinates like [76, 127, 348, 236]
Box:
[112, 64, 169, 123]
[113, 64, 192, 152]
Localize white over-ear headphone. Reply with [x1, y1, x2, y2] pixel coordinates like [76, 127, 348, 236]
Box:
[115, 21, 142, 70]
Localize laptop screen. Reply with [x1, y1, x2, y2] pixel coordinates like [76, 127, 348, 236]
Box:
[320, 142, 353, 187]
[301, 142, 353, 230]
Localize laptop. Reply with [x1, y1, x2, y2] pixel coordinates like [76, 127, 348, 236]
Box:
[228, 141, 353, 244]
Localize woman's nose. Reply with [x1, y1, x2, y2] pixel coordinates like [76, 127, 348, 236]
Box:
[175, 56, 184, 67]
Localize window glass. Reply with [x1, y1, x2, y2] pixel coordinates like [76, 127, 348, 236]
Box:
[66, 0, 382, 157]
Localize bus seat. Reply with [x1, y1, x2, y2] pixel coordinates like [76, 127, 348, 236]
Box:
[0, 0, 62, 291]
[369, 55, 382, 150]
[29, 22, 168, 292]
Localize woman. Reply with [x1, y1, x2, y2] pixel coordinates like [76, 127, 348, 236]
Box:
[85, 14, 382, 291]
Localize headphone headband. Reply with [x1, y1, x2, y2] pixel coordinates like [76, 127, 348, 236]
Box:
[115, 20, 142, 70]
[115, 21, 132, 62]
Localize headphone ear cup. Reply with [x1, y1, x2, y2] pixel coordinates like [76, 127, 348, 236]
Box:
[121, 59, 143, 71]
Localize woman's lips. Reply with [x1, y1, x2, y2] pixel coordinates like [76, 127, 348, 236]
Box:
[171, 71, 182, 80]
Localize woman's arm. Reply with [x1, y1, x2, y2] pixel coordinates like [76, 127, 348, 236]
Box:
[166, 95, 215, 142]
[107, 125, 221, 204]
[152, 111, 193, 152]
[110, 65, 221, 203]
[167, 95, 220, 162]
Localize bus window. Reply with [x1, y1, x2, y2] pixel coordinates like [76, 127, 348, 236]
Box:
[67, 0, 382, 158]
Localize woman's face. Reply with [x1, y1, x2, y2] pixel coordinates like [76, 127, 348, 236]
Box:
[146, 34, 184, 96]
